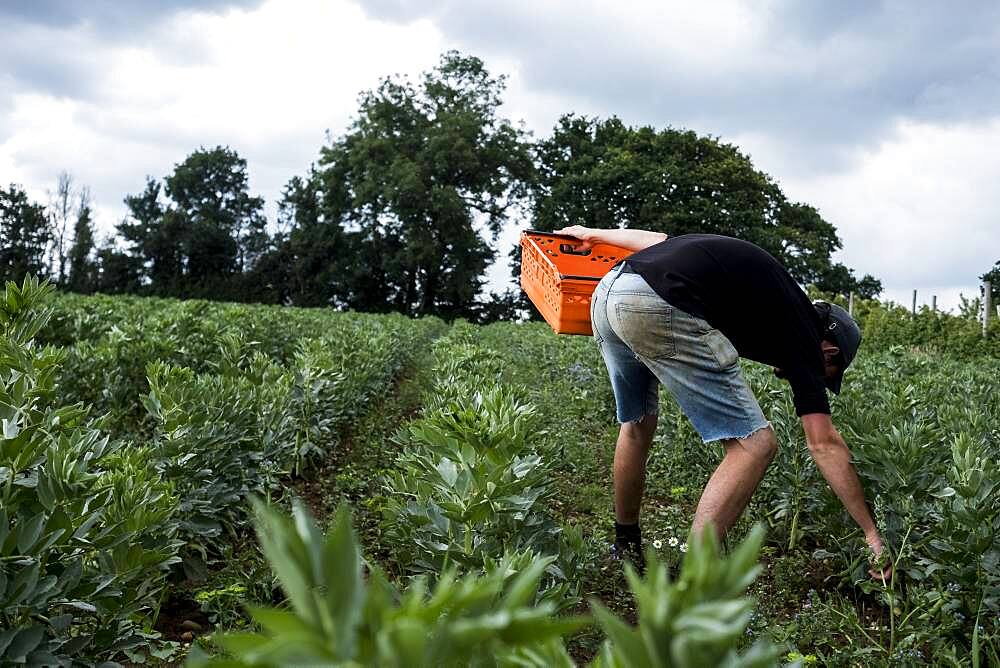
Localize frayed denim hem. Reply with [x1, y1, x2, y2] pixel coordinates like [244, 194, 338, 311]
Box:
[618, 411, 660, 425]
[701, 421, 772, 444]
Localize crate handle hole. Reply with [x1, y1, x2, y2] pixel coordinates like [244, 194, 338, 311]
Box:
[559, 243, 592, 256]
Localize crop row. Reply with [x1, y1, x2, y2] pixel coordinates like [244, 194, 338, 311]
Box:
[0, 278, 439, 665]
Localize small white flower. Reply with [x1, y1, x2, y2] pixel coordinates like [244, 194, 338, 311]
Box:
[668, 536, 679, 547]
[653, 539, 663, 549]
[679, 542, 688, 553]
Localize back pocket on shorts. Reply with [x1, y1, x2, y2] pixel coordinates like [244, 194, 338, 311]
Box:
[614, 303, 675, 360]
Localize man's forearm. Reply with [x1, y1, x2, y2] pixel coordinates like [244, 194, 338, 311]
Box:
[800, 414, 887, 576]
[809, 439, 878, 537]
[592, 228, 667, 251]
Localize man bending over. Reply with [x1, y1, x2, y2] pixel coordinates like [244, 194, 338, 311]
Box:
[556, 226, 888, 577]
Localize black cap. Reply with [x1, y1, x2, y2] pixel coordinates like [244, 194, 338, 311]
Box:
[814, 302, 861, 394]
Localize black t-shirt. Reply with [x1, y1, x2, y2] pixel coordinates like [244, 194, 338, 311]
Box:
[624, 234, 830, 416]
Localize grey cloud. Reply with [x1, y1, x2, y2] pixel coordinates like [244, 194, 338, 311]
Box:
[0, 1, 264, 102]
[0, 1, 264, 32]
[777, 0, 881, 39]
[0, 73, 15, 133]
[355, 0, 438, 24]
[0, 23, 104, 102]
[352, 0, 1000, 173]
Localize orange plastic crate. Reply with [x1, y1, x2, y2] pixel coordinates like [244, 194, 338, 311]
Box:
[520, 230, 633, 335]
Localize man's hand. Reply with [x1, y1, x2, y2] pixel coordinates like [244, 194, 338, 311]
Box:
[867, 531, 894, 581]
[554, 225, 601, 250]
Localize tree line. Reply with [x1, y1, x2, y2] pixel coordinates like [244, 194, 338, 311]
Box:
[2, 51, 896, 322]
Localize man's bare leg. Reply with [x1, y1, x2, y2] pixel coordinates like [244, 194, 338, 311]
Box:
[691, 427, 777, 541]
[614, 414, 659, 524]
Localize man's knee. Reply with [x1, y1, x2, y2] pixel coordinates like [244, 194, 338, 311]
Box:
[726, 426, 777, 461]
[744, 426, 778, 461]
[619, 414, 658, 445]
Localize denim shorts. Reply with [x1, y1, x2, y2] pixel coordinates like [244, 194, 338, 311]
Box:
[590, 264, 769, 443]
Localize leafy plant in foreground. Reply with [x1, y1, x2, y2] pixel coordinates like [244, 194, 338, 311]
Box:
[191, 501, 778, 667]
[188, 500, 585, 667]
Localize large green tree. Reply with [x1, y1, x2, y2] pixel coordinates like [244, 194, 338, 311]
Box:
[1, 184, 52, 283]
[117, 146, 269, 299]
[119, 178, 179, 290]
[309, 51, 534, 318]
[165, 146, 268, 280]
[529, 115, 854, 285]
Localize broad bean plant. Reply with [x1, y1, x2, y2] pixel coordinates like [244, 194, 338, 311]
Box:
[191, 501, 771, 668]
[381, 327, 581, 606]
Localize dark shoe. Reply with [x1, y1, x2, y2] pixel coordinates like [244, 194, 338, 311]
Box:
[610, 540, 646, 575]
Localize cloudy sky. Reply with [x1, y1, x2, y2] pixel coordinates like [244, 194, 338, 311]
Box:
[2, 0, 998, 309]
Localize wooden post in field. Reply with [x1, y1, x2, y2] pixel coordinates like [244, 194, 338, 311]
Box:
[848, 292, 855, 316]
[911, 289, 917, 316]
[932, 295, 937, 313]
[984, 281, 993, 337]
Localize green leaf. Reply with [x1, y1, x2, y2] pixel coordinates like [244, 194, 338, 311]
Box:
[10, 561, 40, 603]
[213, 632, 274, 663]
[734, 640, 783, 668]
[382, 618, 428, 665]
[2, 625, 45, 662]
[245, 607, 313, 638]
[2, 417, 19, 439]
[0, 629, 19, 657]
[498, 613, 589, 644]
[590, 601, 647, 666]
[448, 610, 513, 646]
[17, 512, 46, 553]
[500, 556, 549, 609]
[27, 650, 63, 666]
[72, 509, 103, 541]
[674, 600, 752, 640]
[48, 614, 73, 633]
[60, 600, 97, 613]
[436, 458, 459, 486]
[251, 498, 323, 628]
[322, 505, 364, 656]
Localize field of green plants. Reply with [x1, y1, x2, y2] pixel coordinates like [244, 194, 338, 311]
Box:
[2, 275, 998, 666]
